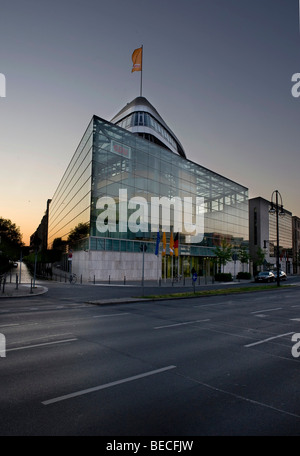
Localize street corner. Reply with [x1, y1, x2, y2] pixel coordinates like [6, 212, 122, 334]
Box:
[0, 283, 48, 298]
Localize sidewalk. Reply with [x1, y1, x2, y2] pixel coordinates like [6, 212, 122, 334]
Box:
[0, 282, 48, 298]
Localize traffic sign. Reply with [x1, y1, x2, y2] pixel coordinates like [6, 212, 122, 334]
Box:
[192, 272, 197, 282]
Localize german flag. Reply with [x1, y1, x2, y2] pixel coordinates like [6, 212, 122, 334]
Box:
[174, 233, 179, 257]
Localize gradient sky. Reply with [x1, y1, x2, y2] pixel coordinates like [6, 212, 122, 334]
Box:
[0, 0, 299, 245]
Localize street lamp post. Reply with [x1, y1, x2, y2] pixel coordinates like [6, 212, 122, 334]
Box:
[269, 190, 285, 287]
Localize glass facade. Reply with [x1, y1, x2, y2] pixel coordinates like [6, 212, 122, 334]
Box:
[48, 115, 249, 259]
[47, 119, 93, 248]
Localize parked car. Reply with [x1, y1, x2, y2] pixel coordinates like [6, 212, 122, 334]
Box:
[273, 270, 287, 281]
[255, 271, 275, 283]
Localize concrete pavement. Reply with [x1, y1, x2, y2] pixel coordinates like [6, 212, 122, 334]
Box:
[0, 282, 48, 298]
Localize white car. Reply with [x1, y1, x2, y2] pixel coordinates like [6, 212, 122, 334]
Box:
[273, 270, 287, 281]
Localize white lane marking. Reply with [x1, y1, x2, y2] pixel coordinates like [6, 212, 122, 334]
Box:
[93, 313, 130, 318]
[154, 319, 210, 329]
[7, 338, 78, 352]
[251, 308, 282, 314]
[42, 365, 177, 405]
[0, 323, 19, 328]
[244, 332, 294, 348]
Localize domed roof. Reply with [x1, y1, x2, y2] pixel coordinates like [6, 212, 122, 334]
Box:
[110, 96, 186, 158]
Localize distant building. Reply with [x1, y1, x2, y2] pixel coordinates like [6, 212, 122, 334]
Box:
[249, 197, 293, 275]
[292, 216, 300, 274]
[30, 199, 51, 251]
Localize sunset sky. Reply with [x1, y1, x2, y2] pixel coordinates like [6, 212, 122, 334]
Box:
[0, 0, 299, 246]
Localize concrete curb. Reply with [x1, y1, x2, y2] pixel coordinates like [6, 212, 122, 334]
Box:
[86, 283, 295, 306]
[0, 284, 48, 299]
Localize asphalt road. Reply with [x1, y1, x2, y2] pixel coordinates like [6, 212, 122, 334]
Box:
[1, 279, 300, 437]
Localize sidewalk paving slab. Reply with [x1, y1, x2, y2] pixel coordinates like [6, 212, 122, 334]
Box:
[0, 283, 48, 298]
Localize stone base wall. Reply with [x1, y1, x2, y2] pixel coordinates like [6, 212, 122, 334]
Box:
[71, 250, 161, 282]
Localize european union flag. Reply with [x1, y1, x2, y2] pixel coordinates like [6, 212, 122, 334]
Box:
[155, 230, 160, 255]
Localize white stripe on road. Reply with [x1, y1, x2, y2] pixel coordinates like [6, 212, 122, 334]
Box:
[0, 323, 19, 328]
[244, 332, 294, 348]
[251, 308, 282, 314]
[7, 338, 78, 352]
[154, 319, 210, 330]
[42, 365, 177, 405]
[93, 313, 130, 318]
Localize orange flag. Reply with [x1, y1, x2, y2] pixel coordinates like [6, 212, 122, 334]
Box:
[131, 47, 142, 72]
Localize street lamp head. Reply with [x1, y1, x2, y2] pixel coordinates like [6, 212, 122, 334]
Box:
[269, 202, 275, 214]
[279, 205, 285, 216]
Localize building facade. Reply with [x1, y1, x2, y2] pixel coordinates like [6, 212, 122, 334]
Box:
[46, 98, 249, 281]
[292, 216, 300, 274]
[249, 197, 293, 275]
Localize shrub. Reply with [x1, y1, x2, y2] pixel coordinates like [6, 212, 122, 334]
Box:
[236, 272, 252, 280]
[214, 272, 232, 282]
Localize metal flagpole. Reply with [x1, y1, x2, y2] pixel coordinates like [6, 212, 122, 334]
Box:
[178, 233, 180, 279]
[140, 45, 143, 97]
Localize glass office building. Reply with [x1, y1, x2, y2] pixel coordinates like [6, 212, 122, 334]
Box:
[47, 97, 248, 280]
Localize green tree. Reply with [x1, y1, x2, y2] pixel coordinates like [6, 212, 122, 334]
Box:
[0, 217, 23, 260]
[238, 246, 251, 272]
[52, 237, 67, 251]
[214, 239, 233, 273]
[0, 217, 24, 273]
[67, 222, 90, 245]
[252, 247, 266, 273]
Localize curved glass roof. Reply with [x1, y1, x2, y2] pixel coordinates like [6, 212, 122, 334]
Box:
[110, 96, 186, 158]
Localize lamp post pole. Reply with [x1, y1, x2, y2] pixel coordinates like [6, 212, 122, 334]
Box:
[275, 191, 280, 287]
[270, 190, 284, 288]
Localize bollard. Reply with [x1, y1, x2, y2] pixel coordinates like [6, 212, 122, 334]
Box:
[124, 275, 126, 285]
[16, 274, 18, 290]
[109, 275, 110, 284]
[159, 278, 161, 287]
[2, 276, 6, 293]
[30, 278, 33, 294]
[94, 275, 95, 284]
[183, 276, 185, 286]
[80, 274, 82, 284]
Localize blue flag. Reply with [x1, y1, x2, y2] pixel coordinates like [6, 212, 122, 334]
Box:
[155, 230, 160, 255]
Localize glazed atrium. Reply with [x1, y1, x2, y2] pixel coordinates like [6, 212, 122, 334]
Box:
[47, 97, 249, 281]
